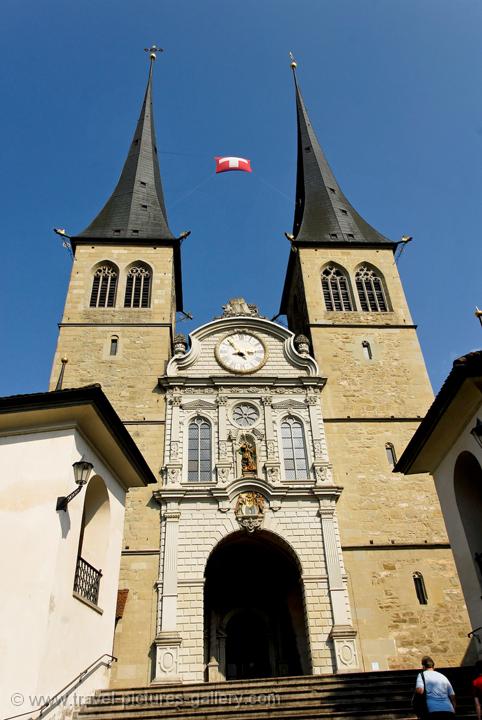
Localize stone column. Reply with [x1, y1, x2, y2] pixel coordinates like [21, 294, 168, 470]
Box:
[164, 394, 182, 484]
[153, 503, 182, 683]
[217, 394, 228, 445]
[262, 395, 281, 484]
[216, 395, 231, 483]
[306, 394, 322, 454]
[306, 394, 333, 485]
[317, 492, 359, 672]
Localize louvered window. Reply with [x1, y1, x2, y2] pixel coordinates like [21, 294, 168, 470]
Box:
[89, 264, 118, 308]
[124, 265, 151, 308]
[321, 266, 353, 311]
[281, 417, 309, 480]
[187, 417, 212, 482]
[355, 265, 388, 312]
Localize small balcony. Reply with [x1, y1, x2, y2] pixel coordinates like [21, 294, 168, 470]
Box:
[73, 556, 102, 606]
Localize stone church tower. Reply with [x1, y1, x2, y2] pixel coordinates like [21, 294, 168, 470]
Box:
[50, 54, 470, 687]
[279, 60, 469, 671]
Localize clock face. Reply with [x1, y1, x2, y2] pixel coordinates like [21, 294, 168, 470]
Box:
[216, 333, 267, 374]
[232, 403, 260, 427]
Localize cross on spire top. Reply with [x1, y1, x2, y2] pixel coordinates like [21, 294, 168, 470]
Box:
[144, 45, 163, 61]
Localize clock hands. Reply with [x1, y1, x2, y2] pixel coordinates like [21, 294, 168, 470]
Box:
[227, 337, 247, 358]
[218, 335, 265, 373]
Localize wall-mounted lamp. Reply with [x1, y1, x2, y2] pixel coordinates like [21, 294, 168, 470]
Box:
[56, 460, 94, 512]
[470, 418, 482, 449]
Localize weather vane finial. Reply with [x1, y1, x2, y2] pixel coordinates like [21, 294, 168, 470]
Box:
[289, 51, 297, 70]
[144, 45, 163, 62]
[475, 307, 482, 327]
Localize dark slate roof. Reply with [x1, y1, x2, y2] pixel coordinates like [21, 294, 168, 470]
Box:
[291, 66, 392, 246]
[395, 350, 482, 474]
[77, 60, 175, 240]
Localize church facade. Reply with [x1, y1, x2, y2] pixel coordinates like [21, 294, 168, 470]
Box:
[49, 51, 471, 687]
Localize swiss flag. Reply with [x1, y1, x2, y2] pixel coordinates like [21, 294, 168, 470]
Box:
[215, 156, 252, 174]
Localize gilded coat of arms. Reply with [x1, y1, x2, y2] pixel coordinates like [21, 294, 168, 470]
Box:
[234, 491, 265, 533]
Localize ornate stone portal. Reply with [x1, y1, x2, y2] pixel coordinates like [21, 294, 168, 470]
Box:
[153, 304, 359, 681]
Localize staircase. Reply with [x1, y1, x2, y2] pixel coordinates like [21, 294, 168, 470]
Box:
[78, 668, 478, 720]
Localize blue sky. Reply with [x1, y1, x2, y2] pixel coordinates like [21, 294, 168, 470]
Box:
[1, 0, 481, 396]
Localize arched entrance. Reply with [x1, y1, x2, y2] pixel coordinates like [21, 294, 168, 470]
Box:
[204, 530, 310, 681]
[454, 450, 482, 587]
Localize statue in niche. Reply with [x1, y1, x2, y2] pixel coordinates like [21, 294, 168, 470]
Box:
[239, 436, 257, 475]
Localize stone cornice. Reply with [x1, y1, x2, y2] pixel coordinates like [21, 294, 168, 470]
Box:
[153, 481, 339, 503]
[158, 376, 326, 391]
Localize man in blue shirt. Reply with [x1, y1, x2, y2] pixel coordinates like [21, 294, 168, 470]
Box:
[415, 656, 456, 717]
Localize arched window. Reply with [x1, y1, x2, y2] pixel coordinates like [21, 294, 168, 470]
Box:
[413, 572, 428, 605]
[321, 265, 353, 311]
[355, 265, 389, 312]
[89, 263, 118, 308]
[362, 340, 373, 360]
[74, 476, 110, 607]
[124, 263, 152, 308]
[454, 451, 482, 588]
[281, 417, 309, 480]
[110, 335, 119, 356]
[187, 417, 212, 482]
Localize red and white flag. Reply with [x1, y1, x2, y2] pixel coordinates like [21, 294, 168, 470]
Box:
[215, 156, 252, 174]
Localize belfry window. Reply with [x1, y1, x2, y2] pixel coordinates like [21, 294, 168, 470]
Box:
[124, 264, 152, 308]
[321, 265, 353, 311]
[355, 265, 389, 312]
[281, 417, 309, 480]
[89, 264, 118, 308]
[413, 572, 428, 605]
[187, 417, 212, 482]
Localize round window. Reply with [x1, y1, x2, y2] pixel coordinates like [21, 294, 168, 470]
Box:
[232, 403, 260, 428]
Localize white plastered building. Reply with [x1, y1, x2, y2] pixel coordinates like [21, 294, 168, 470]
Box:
[0, 386, 156, 719]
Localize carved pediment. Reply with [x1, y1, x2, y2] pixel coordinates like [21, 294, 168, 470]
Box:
[181, 399, 217, 411]
[271, 399, 307, 410]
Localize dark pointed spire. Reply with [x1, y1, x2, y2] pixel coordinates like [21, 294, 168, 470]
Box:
[290, 55, 391, 246]
[77, 50, 175, 240]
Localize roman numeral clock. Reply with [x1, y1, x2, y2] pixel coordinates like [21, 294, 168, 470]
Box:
[215, 333, 267, 374]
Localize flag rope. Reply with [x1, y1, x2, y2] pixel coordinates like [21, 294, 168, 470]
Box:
[170, 172, 215, 209]
[255, 175, 291, 202]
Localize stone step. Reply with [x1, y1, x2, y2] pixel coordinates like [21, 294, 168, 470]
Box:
[76, 668, 478, 720]
[78, 708, 476, 720]
[78, 696, 477, 720]
[98, 670, 414, 693]
[96, 666, 471, 697]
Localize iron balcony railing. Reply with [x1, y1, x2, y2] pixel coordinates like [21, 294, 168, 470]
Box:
[74, 556, 102, 605]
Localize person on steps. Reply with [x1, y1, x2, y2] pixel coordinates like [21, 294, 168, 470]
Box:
[415, 655, 456, 718]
